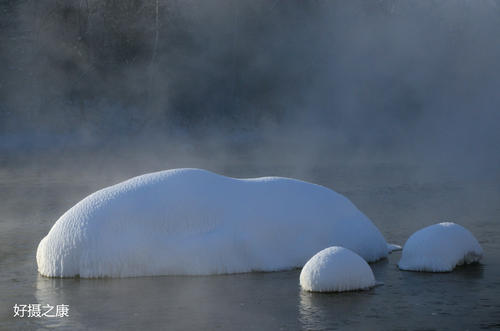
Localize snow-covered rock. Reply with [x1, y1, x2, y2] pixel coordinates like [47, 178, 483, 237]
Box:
[300, 246, 376, 292]
[37, 168, 390, 278]
[398, 222, 483, 272]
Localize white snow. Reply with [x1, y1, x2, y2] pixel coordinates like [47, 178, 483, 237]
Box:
[387, 243, 402, 252]
[398, 222, 483, 272]
[299, 246, 376, 292]
[37, 168, 390, 278]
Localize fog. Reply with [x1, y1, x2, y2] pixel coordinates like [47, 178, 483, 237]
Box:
[2, 4, 500, 328]
[1, 0, 500, 181]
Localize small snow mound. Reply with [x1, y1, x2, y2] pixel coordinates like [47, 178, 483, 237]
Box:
[300, 246, 376, 292]
[398, 222, 483, 272]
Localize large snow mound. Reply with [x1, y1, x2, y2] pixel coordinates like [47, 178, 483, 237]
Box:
[37, 168, 390, 278]
[398, 222, 483, 272]
[300, 246, 376, 292]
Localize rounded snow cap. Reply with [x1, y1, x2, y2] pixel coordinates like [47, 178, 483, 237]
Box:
[398, 222, 483, 272]
[300, 246, 376, 292]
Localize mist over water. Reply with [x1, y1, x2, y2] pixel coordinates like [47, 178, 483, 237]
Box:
[1, 1, 500, 329]
[1, 0, 499, 180]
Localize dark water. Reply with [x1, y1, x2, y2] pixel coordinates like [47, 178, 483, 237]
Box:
[1, 154, 499, 330]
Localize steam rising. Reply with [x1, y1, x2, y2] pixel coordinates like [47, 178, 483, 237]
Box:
[1, 0, 499, 178]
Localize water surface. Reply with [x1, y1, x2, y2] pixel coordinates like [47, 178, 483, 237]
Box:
[1, 154, 499, 330]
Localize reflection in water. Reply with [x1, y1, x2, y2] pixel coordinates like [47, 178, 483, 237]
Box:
[299, 290, 328, 330]
[35, 276, 86, 330]
[299, 288, 374, 330]
[34, 271, 304, 330]
[1, 161, 499, 330]
[298, 260, 488, 330]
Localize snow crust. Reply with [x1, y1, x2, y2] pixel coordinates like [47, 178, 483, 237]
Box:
[37, 168, 390, 278]
[300, 246, 376, 292]
[398, 222, 483, 272]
